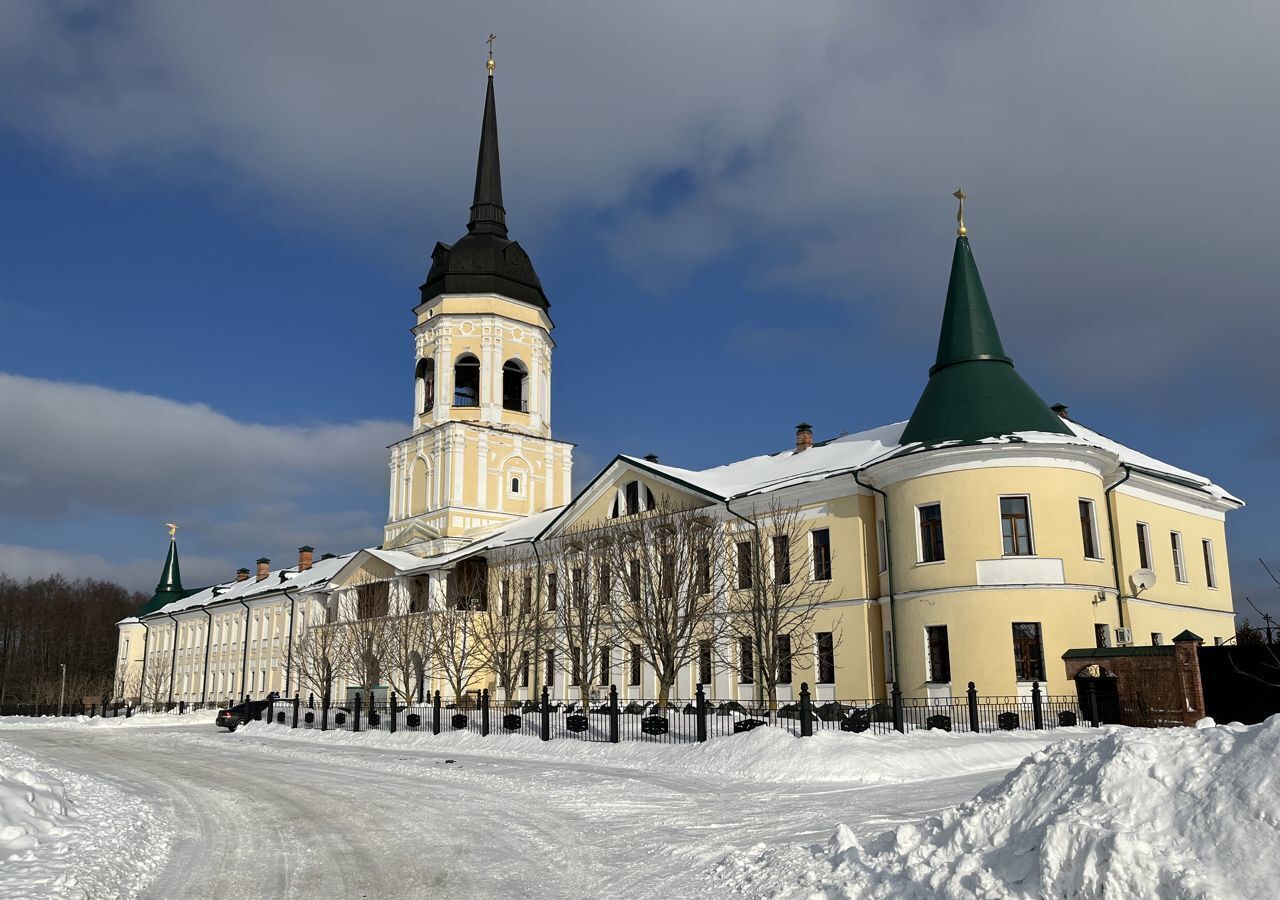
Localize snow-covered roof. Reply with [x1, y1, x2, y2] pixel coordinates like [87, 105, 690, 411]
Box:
[621, 418, 1239, 506]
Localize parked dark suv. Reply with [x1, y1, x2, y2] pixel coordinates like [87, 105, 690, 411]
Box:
[216, 694, 278, 732]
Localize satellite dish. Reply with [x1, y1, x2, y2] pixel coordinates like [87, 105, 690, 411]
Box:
[1130, 568, 1157, 594]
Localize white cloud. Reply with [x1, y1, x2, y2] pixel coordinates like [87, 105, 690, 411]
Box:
[0, 542, 230, 595]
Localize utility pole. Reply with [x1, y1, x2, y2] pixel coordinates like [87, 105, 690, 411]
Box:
[58, 663, 66, 716]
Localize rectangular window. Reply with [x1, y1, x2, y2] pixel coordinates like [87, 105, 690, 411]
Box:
[1136, 522, 1152, 569]
[772, 535, 791, 584]
[695, 546, 712, 594]
[776, 633, 793, 684]
[660, 553, 675, 598]
[736, 541, 753, 590]
[738, 637, 754, 684]
[1202, 539, 1217, 589]
[598, 646, 611, 686]
[521, 577, 533, 614]
[918, 503, 945, 563]
[597, 563, 611, 601]
[1001, 496, 1034, 556]
[925, 625, 951, 683]
[698, 640, 712, 685]
[816, 632, 835, 684]
[545, 649, 556, 685]
[1094, 623, 1111, 649]
[570, 646, 582, 686]
[628, 560, 641, 606]
[1012, 622, 1046, 682]
[876, 519, 888, 573]
[812, 529, 832, 581]
[500, 579, 511, 616]
[572, 567, 587, 609]
[629, 643, 641, 686]
[1151, 632, 1164, 646]
[356, 581, 390, 619]
[520, 651, 530, 687]
[1171, 532, 1187, 583]
[1079, 499, 1100, 559]
[546, 571, 558, 612]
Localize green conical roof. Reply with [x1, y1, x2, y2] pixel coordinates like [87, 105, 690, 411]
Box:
[136, 538, 187, 617]
[900, 236, 1072, 446]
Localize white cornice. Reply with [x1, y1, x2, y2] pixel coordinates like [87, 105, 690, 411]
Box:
[867, 443, 1114, 488]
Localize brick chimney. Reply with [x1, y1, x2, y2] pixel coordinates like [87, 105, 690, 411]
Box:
[235, 567, 251, 582]
[298, 546, 314, 571]
[1051, 403, 1069, 419]
[256, 557, 271, 582]
[795, 422, 813, 453]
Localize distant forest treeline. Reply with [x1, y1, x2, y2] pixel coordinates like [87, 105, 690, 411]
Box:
[0, 574, 142, 705]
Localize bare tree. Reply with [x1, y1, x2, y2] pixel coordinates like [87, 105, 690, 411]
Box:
[139, 652, 171, 707]
[605, 499, 728, 706]
[547, 524, 615, 709]
[473, 550, 540, 701]
[293, 613, 342, 709]
[382, 610, 433, 704]
[428, 559, 488, 704]
[725, 499, 838, 706]
[332, 572, 393, 700]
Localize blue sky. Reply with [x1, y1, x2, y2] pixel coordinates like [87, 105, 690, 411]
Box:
[1, 4, 1277, 622]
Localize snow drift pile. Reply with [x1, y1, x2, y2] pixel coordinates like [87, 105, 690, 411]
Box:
[723, 717, 1280, 899]
[0, 759, 79, 895]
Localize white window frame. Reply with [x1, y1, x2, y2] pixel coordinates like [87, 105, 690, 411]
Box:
[1078, 497, 1102, 560]
[876, 518, 888, 573]
[809, 528, 832, 582]
[1136, 522, 1152, 570]
[923, 625, 951, 684]
[999, 494, 1036, 557]
[915, 501, 945, 565]
[1170, 531, 1188, 583]
[1202, 539, 1218, 589]
[508, 473, 525, 497]
[1151, 632, 1164, 646]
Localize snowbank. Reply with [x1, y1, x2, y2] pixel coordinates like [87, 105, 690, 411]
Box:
[0, 710, 216, 730]
[0, 759, 76, 872]
[721, 716, 1280, 898]
[235, 719, 1104, 786]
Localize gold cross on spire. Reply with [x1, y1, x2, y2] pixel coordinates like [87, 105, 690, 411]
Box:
[486, 33, 496, 75]
[165, 522, 178, 540]
[953, 188, 968, 237]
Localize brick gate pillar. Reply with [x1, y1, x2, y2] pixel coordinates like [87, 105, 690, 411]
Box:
[1172, 630, 1206, 726]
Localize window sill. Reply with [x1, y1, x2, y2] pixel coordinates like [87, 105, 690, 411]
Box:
[1001, 554, 1038, 559]
[914, 560, 946, 568]
[1084, 556, 1105, 562]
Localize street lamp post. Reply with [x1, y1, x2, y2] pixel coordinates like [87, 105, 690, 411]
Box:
[59, 664, 66, 717]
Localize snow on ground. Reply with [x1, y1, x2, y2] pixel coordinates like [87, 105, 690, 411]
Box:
[0, 710, 216, 730]
[719, 716, 1280, 899]
[231, 718, 1103, 786]
[0, 741, 172, 899]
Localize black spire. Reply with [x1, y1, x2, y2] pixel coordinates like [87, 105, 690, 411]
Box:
[419, 68, 550, 310]
[468, 75, 506, 237]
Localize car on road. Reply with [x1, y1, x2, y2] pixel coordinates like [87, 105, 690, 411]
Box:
[216, 695, 277, 732]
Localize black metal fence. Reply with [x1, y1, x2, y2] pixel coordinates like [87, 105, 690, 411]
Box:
[255, 680, 1102, 745]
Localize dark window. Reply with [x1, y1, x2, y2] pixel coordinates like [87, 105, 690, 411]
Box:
[501, 359, 527, 412]
[408, 576, 430, 613]
[546, 572, 558, 612]
[510, 476, 520, 494]
[695, 546, 711, 594]
[356, 581, 390, 619]
[520, 577, 532, 614]
[613, 480, 655, 518]
[772, 535, 791, 584]
[415, 357, 435, 413]
[739, 637, 754, 684]
[625, 481, 640, 516]
[926, 625, 951, 682]
[629, 643, 641, 686]
[597, 563, 611, 601]
[660, 553, 675, 598]
[816, 632, 835, 684]
[571, 567, 586, 609]
[919, 503, 945, 562]
[1001, 497, 1033, 556]
[627, 560, 641, 606]
[1094, 623, 1110, 649]
[1012, 622, 1046, 682]
[812, 529, 832, 581]
[698, 640, 712, 685]
[453, 354, 480, 407]
[1137, 523, 1152, 569]
[736, 541, 753, 590]
[1171, 532, 1187, 582]
[598, 646, 611, 686]
[1079, 500, 1098, 558]
[1151, 632, 1163, 646]
[776, 633, 792, 684]
[520, 651, 530, 687]
[1202, 540, 1217, 589]
[545, 649, 555, 685]
[500, 579, 510, 616]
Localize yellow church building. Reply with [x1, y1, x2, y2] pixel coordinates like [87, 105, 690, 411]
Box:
[114, 63, 1241, 711]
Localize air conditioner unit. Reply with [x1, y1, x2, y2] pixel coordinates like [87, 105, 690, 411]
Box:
[1114, 627, 1133, 646]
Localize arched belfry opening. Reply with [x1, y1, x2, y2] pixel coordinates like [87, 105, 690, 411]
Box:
[502, 358, 528, 412]
[415, 358, 435, 414]
[453, 354, 480, 407]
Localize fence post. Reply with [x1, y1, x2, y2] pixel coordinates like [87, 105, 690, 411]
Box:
[432, 690, 441, 735]
[125, 703, 132, 718]
[695, 683, 708, 743]
[321, 693, 329, 731]
[292, 696, 300, 729]
[1032, 681, 1044, 730]
[353, 693, 362, 732]
[540, 685, 551, 742]
[799, 682, 814, 737]
[390, 694, 398, 734]
[609, 684, 620, 744]
[1086, 680, 1100, 727]
[481, 689, 490, 737]
[266, 698, 274, 727]
[967, 681, 979, 733]
[891, 685, 904, 733]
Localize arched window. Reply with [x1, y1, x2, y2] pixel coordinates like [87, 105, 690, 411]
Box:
[453, 354, 480, 407]
[502, 358, 528, 412]
[610, 480, 656, 518]
[415, 358, 435, 414]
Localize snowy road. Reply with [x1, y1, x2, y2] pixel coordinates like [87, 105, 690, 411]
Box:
[1, 721, 1046, 899]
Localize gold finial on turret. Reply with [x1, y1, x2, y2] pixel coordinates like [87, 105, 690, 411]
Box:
[486, 33, 496, 75]
[165, 523, 178, 540]
[953, 188, 967, 237]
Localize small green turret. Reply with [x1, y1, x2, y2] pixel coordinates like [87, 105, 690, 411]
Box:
[136, 531, 189, 617]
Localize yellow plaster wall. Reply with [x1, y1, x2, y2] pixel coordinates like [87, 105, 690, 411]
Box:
[1112, 490, 1232, 613]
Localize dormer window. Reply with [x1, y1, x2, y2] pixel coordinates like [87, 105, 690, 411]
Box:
[453, 354, 480, 407]
[610, 480, 655, 518]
